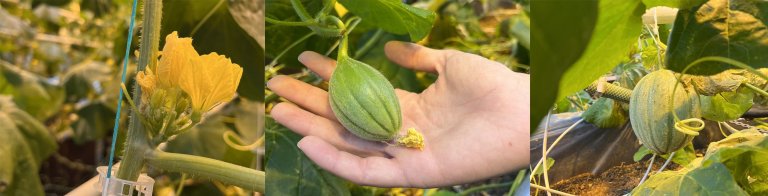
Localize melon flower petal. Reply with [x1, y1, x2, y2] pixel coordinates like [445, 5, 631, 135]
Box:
[157, 31, 198, 87]
[179, 52, 243, 121]
[136, 68, 157, 102]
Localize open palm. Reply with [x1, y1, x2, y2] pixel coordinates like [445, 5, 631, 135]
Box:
[268, 41, 529, 188]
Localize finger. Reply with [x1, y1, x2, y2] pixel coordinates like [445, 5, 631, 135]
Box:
[271, 103, 387, 156]
[298, 51, 337, 80]
[384, 41, 459, 73]
[298, 136, 407, 187]
[266, 75, 336, 120]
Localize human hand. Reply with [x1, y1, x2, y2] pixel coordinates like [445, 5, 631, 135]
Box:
[267, 41, 530, 188]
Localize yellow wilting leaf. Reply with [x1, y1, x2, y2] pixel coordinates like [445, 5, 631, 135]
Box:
[157, 31, 198, 87]
[179, 52, 243, 121]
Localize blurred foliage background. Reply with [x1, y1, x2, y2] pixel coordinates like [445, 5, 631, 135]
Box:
[0, 0, 263, 195]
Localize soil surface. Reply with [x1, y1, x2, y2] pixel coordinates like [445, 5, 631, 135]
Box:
[532, 158, 679, 196]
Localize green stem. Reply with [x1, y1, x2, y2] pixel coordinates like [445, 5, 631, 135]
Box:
[190, 0, 225, 37]
[506, 170, 528, 196]
[266, 16, 317, 26]
[353, 29, 384, 59]
[337, 18, 362, 58]
[289, 0, 343, 37]
[267, 31, 315, 66]
[744, 83, 768, 97]
[320, 0, 336, 16]
[138, 0, 162, 72]
[146, 150, 265, 192]
[116, 0, 162, 181]
[322, 15, 346, 30]
[290, 0, 313, 22]
[339, 35, 350, 58]
[175, 173, 187, 195]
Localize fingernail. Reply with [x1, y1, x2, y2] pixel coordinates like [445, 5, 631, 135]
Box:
[297, 138, 308, 150]
[265, 75, 280, 89]
[298, 51, 313, 63]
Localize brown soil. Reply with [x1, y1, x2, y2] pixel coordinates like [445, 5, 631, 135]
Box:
[532, 158, 679, 196]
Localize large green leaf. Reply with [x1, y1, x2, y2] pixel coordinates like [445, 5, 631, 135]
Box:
[634, 129, 768, 195]
[556, 0, 645, 114]
[70, 102, 115, 144]
[162, 0, 264, 101]
[531, 0, 644, 131]
[338, 0, 435, 41]
[632, 161, 748, 195]
[702, 129, 768, 194]
[0, 61, 65, 120]
[0, 96, 56, 195]
[700, 86, 753, 121]
[643, 0, 706, 9]
[666, 0, 768, 75]
[265, 117, 350, 196]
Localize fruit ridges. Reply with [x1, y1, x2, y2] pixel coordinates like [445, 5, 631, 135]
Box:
[629, 70, 700, 154]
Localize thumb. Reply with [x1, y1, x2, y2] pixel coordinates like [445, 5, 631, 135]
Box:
[384, 41, 459, 73]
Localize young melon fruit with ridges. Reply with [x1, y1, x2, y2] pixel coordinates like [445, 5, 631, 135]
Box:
[329, 53, 402, 141]
[629, 70, 701, 154]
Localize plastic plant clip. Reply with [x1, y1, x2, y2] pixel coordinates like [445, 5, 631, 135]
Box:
[96, 166, 155, 196]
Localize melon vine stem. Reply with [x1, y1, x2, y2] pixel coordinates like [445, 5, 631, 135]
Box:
[145, 149, 265, 192]
[584, 81, 632, 102]
[116, 0, 162, 181]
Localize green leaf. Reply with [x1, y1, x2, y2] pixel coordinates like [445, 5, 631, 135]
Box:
[635, 143, 696, 169]
[530, 0, 623, 132]
[0, 61, 65, 120]
[632, 162, 748, 195]
[265, 0, 332, 68]
[666, 0, 768, 75]
[162, 0, 264, 101]
[582, 97, 628, 128]
[70, 102, 115, 144]
[265, 117, 350, 196]
[700, 86, 754, 121]
[357, 31, 424, 92]
[0, 96, 56, 195]
[166, 103, 254, 167]
[532, 157, 555, 176]
[62, 61, 112, 101]
[643, 0, 706, 9]
[669, 143, 697, 166]
[337, 0, 436, 41]
[702, 129, 768, 194]
[614, 62, 649, 110]
[634, 145, 653, 162]
[555, 0, 644, 117]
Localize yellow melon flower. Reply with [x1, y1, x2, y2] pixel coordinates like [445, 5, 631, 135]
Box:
[179, 52, 243, 122]
[133, 31, 242, 125]
[135, 68, 157, 102]
[156, 31, 198, 87]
